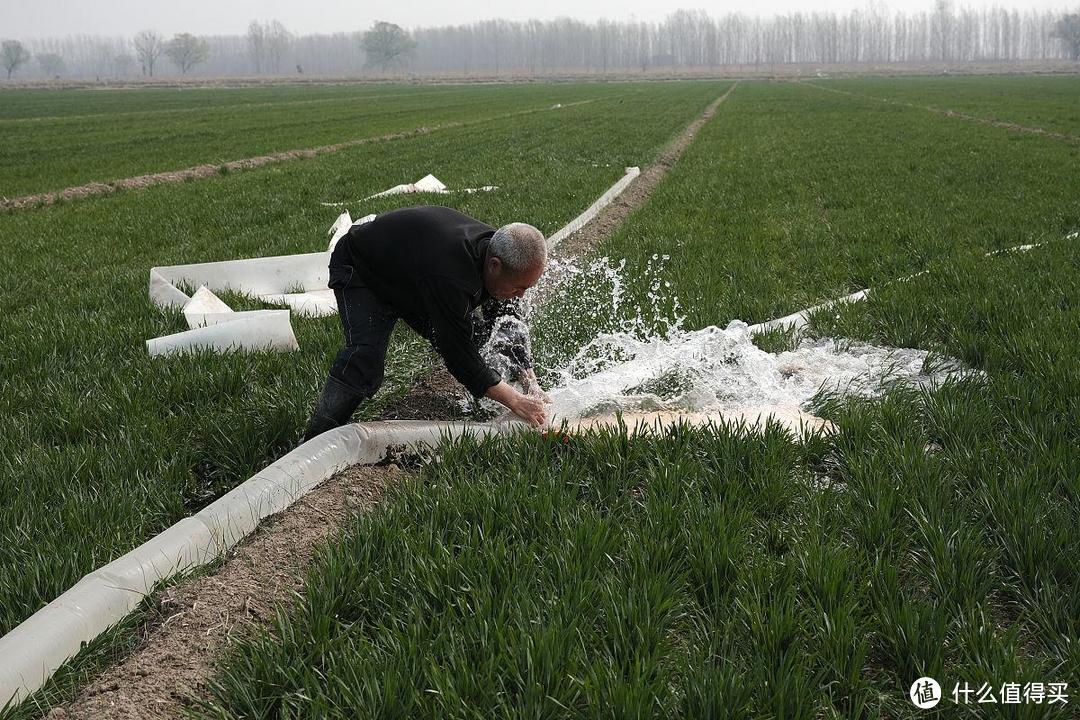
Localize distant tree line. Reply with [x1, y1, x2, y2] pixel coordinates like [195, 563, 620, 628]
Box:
[3, 4, 1079, 81]
[2, 31, 210, 79]
[410, 5, 1080, 73]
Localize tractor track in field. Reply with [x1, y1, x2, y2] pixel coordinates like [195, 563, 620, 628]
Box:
[801, 81, 1080, 145]
[43, 83, 735, 720]
[0, 100, 596, 212]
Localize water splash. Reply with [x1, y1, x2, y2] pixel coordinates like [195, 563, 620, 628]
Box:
[523, 253, 686, 370]
[544, 321, 965, 422]
[481, 253, 971, 423]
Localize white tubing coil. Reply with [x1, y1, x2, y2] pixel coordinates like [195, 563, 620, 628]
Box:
[144, 166, 640, 357]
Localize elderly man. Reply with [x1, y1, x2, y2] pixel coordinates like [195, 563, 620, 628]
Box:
[303, 205, 549, 441]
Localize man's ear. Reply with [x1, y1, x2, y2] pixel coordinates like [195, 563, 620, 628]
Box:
[487, 255, 503, 275]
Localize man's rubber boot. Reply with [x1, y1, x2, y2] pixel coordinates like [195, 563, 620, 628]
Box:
[302, 375, 365, 443]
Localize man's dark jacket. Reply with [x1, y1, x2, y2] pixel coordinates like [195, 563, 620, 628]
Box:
[329, 205, 516, 398]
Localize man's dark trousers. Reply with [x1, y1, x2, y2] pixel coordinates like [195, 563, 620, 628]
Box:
[303, 262, 423, 442]
[328, 271, 401, 399]
[303, 263, 512, 441]
[301, 258, 392, 441]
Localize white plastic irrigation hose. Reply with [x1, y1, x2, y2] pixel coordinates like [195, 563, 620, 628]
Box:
[746, 240, 1055, 335]
[547, 167, 640, 249]
[0, 165, 647, 710]
[747, 288, 871, 334]
[0, 420, 515, 708]
[145, 167, 640, 356]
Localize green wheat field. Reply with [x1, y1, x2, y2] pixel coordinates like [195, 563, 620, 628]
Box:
[1, 76, 1077, 718]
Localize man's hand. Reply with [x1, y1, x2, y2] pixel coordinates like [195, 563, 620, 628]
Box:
[485, 380, 547, 427]
[511, 393, 547, 427]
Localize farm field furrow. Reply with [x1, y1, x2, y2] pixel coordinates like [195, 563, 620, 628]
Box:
[0, 82, 628, 197]
[821, 74, 1080, 139]
[195, 79, 1078, 718]
[0, 81, 723, 645]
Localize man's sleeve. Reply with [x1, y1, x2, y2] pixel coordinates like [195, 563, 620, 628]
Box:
[418, 276, 502, 398]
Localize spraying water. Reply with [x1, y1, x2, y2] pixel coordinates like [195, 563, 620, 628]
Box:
[543, 322, 962, 421]
[479, 254, 970, 425]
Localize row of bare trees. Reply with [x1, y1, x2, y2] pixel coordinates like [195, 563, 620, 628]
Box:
[4, 5, 1080, 80]
[247, 21, 293, 74]
[1, 32, 208, 79]
[126, 31, 210, 76]
[410, 6, 1080, 73]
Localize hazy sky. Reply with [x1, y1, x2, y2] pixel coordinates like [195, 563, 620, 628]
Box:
[1, 0, 1068, 39]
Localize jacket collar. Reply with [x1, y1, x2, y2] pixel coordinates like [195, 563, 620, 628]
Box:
[468, 231, 494, 305]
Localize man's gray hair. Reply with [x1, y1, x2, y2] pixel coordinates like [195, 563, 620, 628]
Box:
[490, 222, 547, 275]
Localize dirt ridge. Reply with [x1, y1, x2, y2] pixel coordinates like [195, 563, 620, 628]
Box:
[551, 82, 736, 261]
[1, 100, 595, 212]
